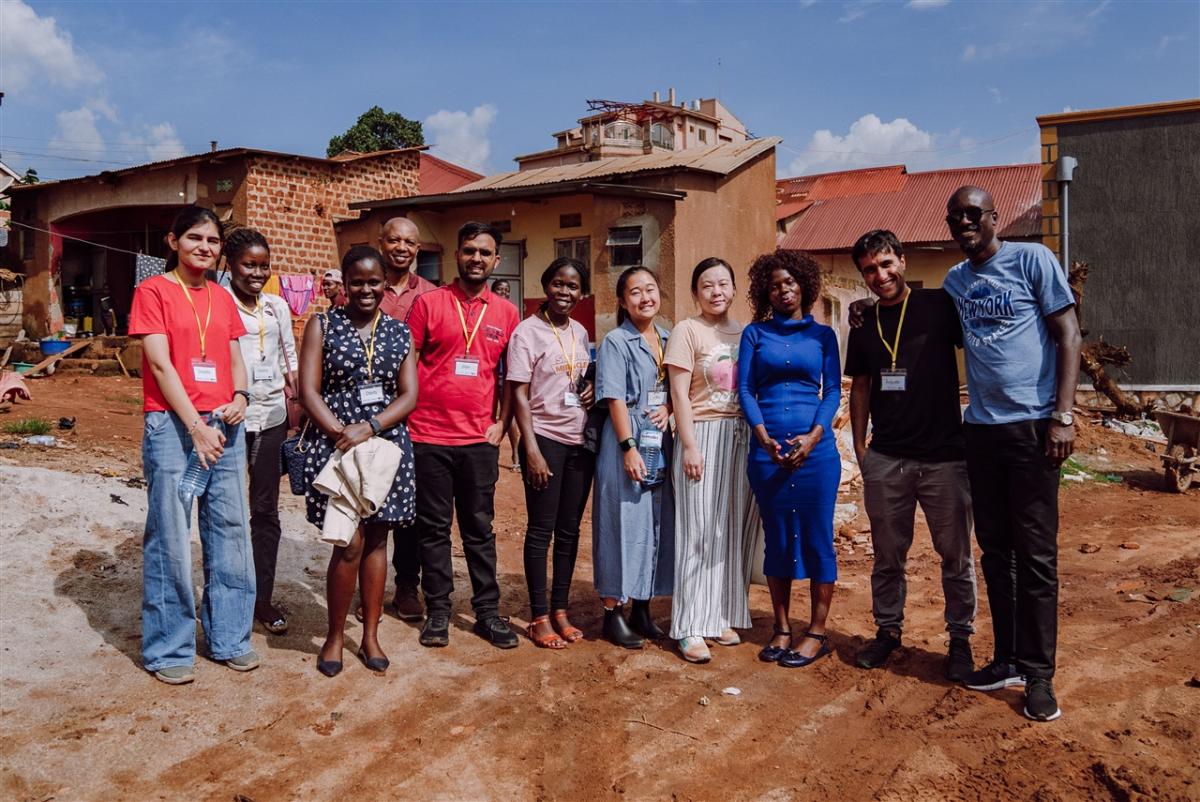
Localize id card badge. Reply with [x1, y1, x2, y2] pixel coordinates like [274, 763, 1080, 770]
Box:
[646, 385, 667, 408]
[252, 362, 275, 383]
[359, 382, 385, 405]
[564, 391, 582, 407]
[639, 428, 663, 449]
[880, 369, 907, 392]
[191, 358, 218, 384]
[454, 355, 480, 377]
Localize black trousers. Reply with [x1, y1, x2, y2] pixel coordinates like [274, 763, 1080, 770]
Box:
[963, 420, 1060, 679]
[519, 434, 596, 618]
[415, 442, 501, 617]
[391, 521, 421, 587]
[245, 421, 288, 606]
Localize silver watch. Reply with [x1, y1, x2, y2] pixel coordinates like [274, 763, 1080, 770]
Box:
[1050, 411, 1074, 426]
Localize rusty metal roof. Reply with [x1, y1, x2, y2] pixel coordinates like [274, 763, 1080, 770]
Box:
[778, 163, 1042, 251]
[419, 152, 482, 195]
[453, 137, 780, 194]
[777, 165, 907, 205]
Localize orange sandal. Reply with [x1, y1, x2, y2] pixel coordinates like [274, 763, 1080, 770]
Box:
[551, 610, 584, 643]
[527, 615, 567, 649]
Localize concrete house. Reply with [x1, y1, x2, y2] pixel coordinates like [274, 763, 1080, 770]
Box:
[337, 137, 780, 340]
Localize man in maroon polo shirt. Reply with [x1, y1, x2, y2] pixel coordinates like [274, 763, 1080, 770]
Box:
[407, 221, 521, 649]
[376, 216, 438, 622]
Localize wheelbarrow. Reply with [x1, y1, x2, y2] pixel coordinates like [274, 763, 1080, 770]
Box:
[1153, 410, 1199, 493]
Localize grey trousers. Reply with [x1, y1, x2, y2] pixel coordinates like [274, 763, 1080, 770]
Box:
[862, 449, 977, 639]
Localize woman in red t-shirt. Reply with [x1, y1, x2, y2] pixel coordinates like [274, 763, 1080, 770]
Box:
[128, 206, 257, 685]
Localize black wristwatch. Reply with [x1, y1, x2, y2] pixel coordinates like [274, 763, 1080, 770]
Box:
[619, 437, 637, 452]
[233, 389, 250, 403]
[368, 417, 383, 435]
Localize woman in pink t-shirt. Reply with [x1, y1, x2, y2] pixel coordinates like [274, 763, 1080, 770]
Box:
[507, 258, 595, 648]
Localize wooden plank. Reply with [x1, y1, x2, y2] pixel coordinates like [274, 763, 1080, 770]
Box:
[24, 340, 92, 377]
[113, 350, 131, 378]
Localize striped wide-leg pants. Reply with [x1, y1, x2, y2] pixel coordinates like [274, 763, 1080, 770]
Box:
[670, 417, 759, 639]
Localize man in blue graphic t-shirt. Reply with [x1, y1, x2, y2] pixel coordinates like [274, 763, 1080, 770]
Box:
[940, 185, 1081, 723]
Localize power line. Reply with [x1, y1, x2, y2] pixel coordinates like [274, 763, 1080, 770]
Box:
[6, 220, 147, 257]
[776, 126, 1035, 158]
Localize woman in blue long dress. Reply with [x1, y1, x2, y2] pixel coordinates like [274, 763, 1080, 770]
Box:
[593, 267, 675, 649]
[738, 250, 841, 669]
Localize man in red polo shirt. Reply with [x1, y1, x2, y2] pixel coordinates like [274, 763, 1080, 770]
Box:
[407, 221, 520, 649]
[378, 216, 437, 622]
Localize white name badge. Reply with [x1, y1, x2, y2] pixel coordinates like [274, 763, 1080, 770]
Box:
[191, 358, 218, 384]
[454, 356, 480, 377]
[880, 369, 907, 392]
[646, 390, 668, 407]
[639, 429, 663, 448]
[564, 391, 581, 407]
[252, 363, 275, 382]
[359, 382, 386, 405]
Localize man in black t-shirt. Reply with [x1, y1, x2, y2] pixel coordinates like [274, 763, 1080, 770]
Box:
[844, 229, 977, 681]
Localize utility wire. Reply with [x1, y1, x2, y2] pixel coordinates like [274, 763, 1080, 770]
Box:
[6, 220, 148, 257]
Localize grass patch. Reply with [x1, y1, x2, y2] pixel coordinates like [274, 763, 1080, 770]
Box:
[104, 393, 142, 407]
[2, 417, 54, 436]
[1060, 456, 1122, 484]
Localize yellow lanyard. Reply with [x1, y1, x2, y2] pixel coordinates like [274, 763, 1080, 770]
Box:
[360, 311, 382, 381]
[454, 296, 488, 355]
[543, 311, 579, 379]
[875, 288, 911, 370]
[169, 270, 213, 359]
[645, 328, 665, 384]
[234, 295, 265, 360]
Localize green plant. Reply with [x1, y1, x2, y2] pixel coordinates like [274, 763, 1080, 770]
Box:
[327, 106, 424, 157]
[3, 417, 53, 436]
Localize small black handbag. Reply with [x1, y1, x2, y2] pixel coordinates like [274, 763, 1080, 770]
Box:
[280, 420, 310, 496]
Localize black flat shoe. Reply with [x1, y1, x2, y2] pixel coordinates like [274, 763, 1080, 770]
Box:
[758, 626, 793, 663]
[317, 659, 343, 677]
[629, 599, 666, 640]
[357, 649, 390, 673]
[779, 632, 832, 668]
[603, 605, 644, 649]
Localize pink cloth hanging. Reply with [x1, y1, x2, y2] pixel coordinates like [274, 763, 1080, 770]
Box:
[279, 274, 315, 317]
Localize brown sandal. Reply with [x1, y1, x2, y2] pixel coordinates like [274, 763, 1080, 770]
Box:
[527, 615, 567, 649]
[550, 610, 584, 643]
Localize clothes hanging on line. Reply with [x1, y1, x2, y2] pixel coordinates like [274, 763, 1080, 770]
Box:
[279, 274, 315, 317]
[134, 254, 167, 287]
[262, 275, 281, 297]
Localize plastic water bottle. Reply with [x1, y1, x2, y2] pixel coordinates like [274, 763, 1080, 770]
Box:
[638, 425, 666, 490]
[178, 410, 225, 499]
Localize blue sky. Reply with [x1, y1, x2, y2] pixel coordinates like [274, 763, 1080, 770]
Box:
[3, 0, 1197, 182]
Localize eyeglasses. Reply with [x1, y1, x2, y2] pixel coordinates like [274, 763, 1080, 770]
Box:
[945, 207, 995, 225]
[460, 246, 495, 257]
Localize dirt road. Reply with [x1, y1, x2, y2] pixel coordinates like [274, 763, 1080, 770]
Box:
[1, 376, 1197, 801]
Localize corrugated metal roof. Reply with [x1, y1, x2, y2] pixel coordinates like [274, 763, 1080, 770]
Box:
[419, 153, 482, 194]
[777, 165, 907, 203]
[453, 137, 780, 194]
[778, 163, 1042, 251]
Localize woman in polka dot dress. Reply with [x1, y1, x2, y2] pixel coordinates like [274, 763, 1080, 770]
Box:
[298, 246, 417, 677]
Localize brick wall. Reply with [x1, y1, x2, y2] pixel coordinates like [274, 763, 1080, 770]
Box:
[242, 151, 420, 333]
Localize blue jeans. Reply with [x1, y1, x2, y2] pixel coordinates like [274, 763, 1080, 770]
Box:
[141, 411, 255, 671]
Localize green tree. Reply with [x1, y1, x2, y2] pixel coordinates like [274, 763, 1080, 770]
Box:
[327, 106, 424, 157]
[21, 167, 38, 184]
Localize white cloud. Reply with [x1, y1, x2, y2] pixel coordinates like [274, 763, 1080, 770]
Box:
[907, 0, 950, 9]
[787, 114, 934, 174]
[988, 87, 1007, 104]
[1156, 33, 1186, 55]
[425, 104, 498, 173]
[119, 123, 188, 163]
[48, 99, 117, 157]
[0, 0, 98, 90]
[961, 44, 977, 61]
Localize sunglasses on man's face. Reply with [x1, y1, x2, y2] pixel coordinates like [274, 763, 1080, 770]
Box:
[946, 206, 995, 225]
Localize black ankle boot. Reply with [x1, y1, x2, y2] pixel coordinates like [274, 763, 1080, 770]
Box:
[630, 599, 666, 640]
[603, 605, 644, 649]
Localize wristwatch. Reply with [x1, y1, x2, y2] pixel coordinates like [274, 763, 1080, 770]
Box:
[619, 437, 637, 452]
[233, 389, 250, 403]
[1049, 411, 1074, 426]
[368, 417, 383, 435]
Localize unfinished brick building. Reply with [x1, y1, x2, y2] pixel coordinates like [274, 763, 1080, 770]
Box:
[5, 147, 422, 337]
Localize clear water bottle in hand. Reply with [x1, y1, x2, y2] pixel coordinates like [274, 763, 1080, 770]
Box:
[638, 426, 666, 489]
[178, 410, 225, 499]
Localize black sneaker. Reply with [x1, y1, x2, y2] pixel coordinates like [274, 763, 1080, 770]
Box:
[473, 616, 519, 649]
[419, 613, 450, 647]
[855, 629, 901, 669]
[1023, 677, 1062, 721]
[963, 659, 1025, 691]
[945, 637, 974, 682]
